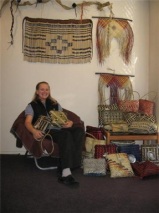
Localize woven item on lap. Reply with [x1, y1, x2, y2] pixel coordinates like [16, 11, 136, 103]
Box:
[106, 153, 134, 178]
[33, 116, 52, 133]
[49, 110, 68, 127]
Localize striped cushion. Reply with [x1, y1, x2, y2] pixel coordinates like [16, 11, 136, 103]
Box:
[106, 153, 134, 178]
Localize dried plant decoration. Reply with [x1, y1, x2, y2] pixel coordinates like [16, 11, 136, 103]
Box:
[0, 0, 111, 16]
[0, 0, 111, 45]
[9, 0, 15, 46]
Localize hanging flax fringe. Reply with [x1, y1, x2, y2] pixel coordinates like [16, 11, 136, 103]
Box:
[98, 74, 133, 104]
[96, 18, 134, 65]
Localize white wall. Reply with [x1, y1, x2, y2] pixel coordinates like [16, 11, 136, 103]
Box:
[0, 0, 157, 154]
[149, 0, 159, 120]
[0, 0, 1, 153]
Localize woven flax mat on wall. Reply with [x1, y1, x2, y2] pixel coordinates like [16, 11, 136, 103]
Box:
[22, 17, 93, 64]
[96, 18, 134, 65]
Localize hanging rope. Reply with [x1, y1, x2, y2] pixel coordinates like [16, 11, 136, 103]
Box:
[9, 0, 14, 46]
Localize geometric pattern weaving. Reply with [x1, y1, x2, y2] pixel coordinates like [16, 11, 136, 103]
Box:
[22, 17, 93, 64]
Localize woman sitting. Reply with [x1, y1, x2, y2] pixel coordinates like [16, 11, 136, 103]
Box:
[24, 81, 85, 187]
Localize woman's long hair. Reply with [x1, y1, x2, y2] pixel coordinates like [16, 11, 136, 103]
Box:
[32, 81, 57, 103]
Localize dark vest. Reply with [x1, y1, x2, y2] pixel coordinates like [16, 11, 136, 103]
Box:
[30, 99, 58, 124]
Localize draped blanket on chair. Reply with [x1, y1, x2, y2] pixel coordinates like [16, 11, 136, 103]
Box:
[22, 17, 93, 64]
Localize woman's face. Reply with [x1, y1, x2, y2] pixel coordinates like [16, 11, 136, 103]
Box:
[36, 83, 50, 101]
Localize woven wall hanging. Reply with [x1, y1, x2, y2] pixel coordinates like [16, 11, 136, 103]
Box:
[22, 17, 93, 64]
[98, 74, 133, 104]
[96, 18, 134, 65]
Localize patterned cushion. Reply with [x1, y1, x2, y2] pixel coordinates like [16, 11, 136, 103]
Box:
[129, 121, 157, 134]
[111, 123, 128, 132]
[106, 153, 134, 178]
[140, 114, 156, 123]
[131, 161, 159, 179]
[124, 113, 156, 126]
[94, 144, 117, 159]
[118, 144, 141, 162]
[123, 112, 140, 125]
[83, 158, 106, 176]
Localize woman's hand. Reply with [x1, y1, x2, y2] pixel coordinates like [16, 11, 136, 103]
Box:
[32, 129, 44, 141]
[25, 114, 44, 140]
[62, 120, 73, 128]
